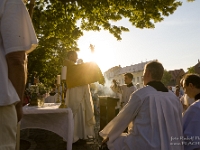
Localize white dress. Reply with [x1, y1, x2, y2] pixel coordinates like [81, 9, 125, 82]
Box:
[65, 85, 95, 142]
[100, 86, 183, 150]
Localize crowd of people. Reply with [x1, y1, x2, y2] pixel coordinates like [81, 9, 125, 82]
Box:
[99, 61, 200, 150]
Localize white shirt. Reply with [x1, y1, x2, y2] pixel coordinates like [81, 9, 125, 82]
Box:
[100, 86, 183, 150]
[0, 0, 37, 106]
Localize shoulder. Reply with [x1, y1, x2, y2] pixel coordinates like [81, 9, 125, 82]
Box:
[183, 100, 200, 118]
[183, 100, 200, 127]
[131, 85, 137, 91]
[132, 86, 178, 101]
[188, 100, 200, 110]
[130, 86, 154, 100]
[135, 86, 155, 95]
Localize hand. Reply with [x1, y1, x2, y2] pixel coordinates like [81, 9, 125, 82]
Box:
[112, 79, 117, 86]
[15, 102, 23, 122]
[102, 137, 109, 144]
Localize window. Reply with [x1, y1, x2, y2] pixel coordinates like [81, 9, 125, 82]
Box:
[141, 76, 144, 81]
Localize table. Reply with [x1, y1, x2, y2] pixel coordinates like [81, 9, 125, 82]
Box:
[20, 103, 74, 150]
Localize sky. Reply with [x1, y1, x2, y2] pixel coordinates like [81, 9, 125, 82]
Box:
[77, 0, 200, 73]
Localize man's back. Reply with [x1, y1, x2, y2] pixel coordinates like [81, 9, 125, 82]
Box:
[128, 86, 183, 150]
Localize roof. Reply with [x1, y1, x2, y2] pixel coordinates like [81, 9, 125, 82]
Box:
[168, 69, 185, 79]
[117, 61, 152, 75]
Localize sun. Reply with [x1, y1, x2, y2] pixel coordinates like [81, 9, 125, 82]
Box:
[77, 46, 114, 73]
[77, 31, 119, 73]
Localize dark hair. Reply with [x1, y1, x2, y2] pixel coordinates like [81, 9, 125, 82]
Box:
[67, 51, 77, 59]
[124, 73, 133, 79]
[145, 61, 164, 80]
[176, 85, 180, 90]
[183, 73, 200, 89]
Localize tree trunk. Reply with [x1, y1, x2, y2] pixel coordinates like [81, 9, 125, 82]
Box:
[28, 0, 35, 19]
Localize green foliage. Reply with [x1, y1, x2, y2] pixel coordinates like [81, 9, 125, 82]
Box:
[187, 66, 195, 73]
[162, 70, 172, 86]
[27, 0, 182, 86]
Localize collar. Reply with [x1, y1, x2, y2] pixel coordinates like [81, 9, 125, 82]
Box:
[147, 81, 168, 92]
[127, 83, 133, 87]
[194, 93, 200, 101]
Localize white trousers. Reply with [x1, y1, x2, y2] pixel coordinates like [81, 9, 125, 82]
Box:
[0, 104, 17, 150]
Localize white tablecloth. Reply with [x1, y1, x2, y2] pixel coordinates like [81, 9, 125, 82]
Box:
[20, 103, 74, 150]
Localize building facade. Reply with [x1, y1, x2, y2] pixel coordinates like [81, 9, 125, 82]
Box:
[104, 60, 156, 88]
[194, 60, 200, 74]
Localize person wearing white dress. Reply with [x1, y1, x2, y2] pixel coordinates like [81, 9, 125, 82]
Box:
[110, 73, 136, 108]
[99, 61, 183, 150]
[65, 51, 95, 142]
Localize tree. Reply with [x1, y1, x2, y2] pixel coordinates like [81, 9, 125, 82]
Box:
[187, 66, 195, 73]
[162, 70, 172, 86]
[26, 0, 182, 86]
[29, 0, 182, 40]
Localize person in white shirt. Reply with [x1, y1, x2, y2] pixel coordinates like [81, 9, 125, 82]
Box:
[99, 61, 183, 150]
[110, 73, 136, 107]
[0, 0, 37, 149]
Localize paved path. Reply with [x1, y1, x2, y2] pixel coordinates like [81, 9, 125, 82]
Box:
[20, 115, 102, 150]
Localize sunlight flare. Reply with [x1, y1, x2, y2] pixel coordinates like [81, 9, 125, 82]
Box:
[77, 45, 114, 73]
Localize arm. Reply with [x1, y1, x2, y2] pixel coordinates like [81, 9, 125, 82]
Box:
[110, 79, 123, 94]
[6, 51, 27, 122]
[99, 93, 143, 143]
